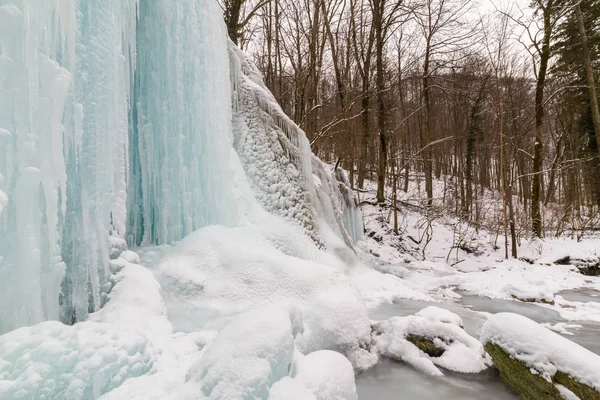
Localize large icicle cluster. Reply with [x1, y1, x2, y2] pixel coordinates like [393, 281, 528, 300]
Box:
[127, 0, 236, 246]
[228, 44, 324, 248]
[0, 0, 138, 333]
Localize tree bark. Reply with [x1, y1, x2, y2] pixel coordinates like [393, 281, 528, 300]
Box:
[576, 3, 600, 158]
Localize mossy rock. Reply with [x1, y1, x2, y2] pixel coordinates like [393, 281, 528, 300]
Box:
[511, 295, 555, 305]
[555, 371, 600, 400]
[484, 342, 562, 400]
[407, 335, 445, 358]
[485, 342, 600, 400]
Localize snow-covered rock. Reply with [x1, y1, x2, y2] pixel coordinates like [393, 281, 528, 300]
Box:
[272, 350, 358, 400]
[186, 304, 300, 399]
[372, 308, 490, 376]
[481, 312, 600, 393]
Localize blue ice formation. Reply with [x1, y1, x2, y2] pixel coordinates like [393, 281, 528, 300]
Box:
[0, 0, 363, 334]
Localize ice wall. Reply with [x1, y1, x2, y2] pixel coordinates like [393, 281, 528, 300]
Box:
[0, 0, 362, 335]
[0, 0, 236, 333]
[127, 0, 236, 246]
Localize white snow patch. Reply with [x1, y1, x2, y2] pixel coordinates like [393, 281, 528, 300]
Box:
[290, 350, 358, 400]
[541, 322, 582, 336]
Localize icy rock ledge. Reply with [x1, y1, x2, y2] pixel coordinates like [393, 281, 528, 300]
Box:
[371, 306, 490, 376]
[481, 312, 600, 399]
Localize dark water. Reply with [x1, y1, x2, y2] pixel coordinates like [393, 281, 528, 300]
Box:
[357, 289, 600, 399]
[357, 358, 519, 400]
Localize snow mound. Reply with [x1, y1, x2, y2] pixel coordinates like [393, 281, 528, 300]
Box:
[480, 312, 600, 390]
[0, 321, 157, 399]
[372, 308, 490, 376]
[270, 350, 358, 400]
[416, 306, 464, 327]
[186, 304, 299, 399]
[90, 251, 172, 346]
[144, 225, 372, 363]
[182, 304, 357, 400]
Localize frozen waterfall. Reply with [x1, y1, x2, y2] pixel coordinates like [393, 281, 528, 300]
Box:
[0, 0, 363, 335]
[128, 0, 237, 246]
[0, 0, 139, 333]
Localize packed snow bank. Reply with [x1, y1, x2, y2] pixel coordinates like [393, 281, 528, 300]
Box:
[139, 225, 372, 367]
[0, 321, 157, 399]
[349, 265, 435, 308]
[102, 304, 358, 400]
[481, 313, 600, 391]
[89, 250, 172, 346]
[372, 307, 490, 376]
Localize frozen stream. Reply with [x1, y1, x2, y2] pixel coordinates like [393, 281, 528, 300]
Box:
[357, 289, 600, 399]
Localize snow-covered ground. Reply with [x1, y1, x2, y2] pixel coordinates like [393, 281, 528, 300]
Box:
[3, 176, 600, 399]
[357, 178, 600, 325]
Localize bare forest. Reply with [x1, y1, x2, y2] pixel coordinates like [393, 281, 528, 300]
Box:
[219, 0, 600, 256]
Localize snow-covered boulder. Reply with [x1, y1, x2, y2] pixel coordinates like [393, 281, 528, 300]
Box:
[481, 312, 600, 399]
[270, 350, 358, 400]
[371, 307, 489, 376]
[182, 304, 357, 400]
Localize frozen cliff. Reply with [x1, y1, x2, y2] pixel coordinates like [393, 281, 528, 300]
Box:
[0, 0, 363, 335]
[0, 0, 369, 398]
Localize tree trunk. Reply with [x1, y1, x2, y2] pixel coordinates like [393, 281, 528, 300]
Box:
[576, 3, 600, 150]
[374, 0, 387, 203]
[531, 5, 552, 238]
[422, 45, 434, 208]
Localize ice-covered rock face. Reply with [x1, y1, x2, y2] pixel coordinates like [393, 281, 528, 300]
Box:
[0, 0, 368, 398]
[228, 43, 364, 250]
[0, 0, 237, 333]
[229, 44, 324, 248]
[0, 0, 362, 336]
